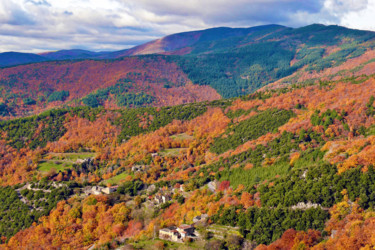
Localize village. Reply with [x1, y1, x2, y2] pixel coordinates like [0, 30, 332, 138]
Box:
[18, 151, 245, 247]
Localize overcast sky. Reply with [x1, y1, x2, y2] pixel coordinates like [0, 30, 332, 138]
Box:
[0, 0, 374, 53]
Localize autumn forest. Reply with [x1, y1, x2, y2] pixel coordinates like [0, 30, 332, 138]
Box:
[1, 24, 375, 249]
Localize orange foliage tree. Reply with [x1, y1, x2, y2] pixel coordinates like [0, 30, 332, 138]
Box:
[5, 196, 135, 249]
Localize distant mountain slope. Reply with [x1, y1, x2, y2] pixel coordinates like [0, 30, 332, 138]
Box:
[0, 50, 110, 68]
[0, 57, 220, 118]
[115, 24, 286, 57]
[1, 24, 375, 118]
[169, 24, 375, 97]
[0, 52, 47, 67]
[114, 24, 375, 58]
[101, 24, 375, 99]
[40, 49, 107, 60]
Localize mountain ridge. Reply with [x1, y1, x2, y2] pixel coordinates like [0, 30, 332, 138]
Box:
[5, 23, 370, 67]
[0, 24, 288, 66]
[0, 52, 48, 67]
[1, 23, 375, 119]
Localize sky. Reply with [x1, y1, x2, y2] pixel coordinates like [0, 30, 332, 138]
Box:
[0, 0, 374, 53]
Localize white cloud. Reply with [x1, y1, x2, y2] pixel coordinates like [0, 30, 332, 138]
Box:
[339, 0, 375, 31]
[324, 0, 368, 13]
[0, 0, 374, 52]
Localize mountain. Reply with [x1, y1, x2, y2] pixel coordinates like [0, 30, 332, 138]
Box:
[0, 25, 289, 67]
[0, 50, 107, 68]
[167, 24, 375, 97]
[114, 24, 287, 57]
[0, 52, 47, 67]
[40, 49, 108, 60]
[1, 24, 375, 118]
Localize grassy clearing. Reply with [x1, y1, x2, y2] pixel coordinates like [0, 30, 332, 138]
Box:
[131, 239, 182, 250]
[46, 152, 95, 161]
[37, 161, 73, 172]
[159, 148, 188, 157]
[102, 172, 131, 185]
[207, 224, 242, 237]
[219, 160, 291, 188]
[37, 152, 95, 173]
[170, 133, 194, 140]
[131, 239, 202, 250]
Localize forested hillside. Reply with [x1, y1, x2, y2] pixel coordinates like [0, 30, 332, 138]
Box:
[1, 24, 375, 249]
[0, 63, 375, 248]
[1, 24, 375, 118]
[0, 57, 220, 118]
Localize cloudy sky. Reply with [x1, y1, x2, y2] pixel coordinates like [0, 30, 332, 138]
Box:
[0, 0, 374, 53]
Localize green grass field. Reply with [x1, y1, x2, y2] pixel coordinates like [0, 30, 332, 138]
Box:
[47, 152, 95, 161]
[207, 224, 242, 237]
[219, 161, 291, 188]
[131, 239, 203, 249]
[37, 152, 95, 173]
[102, 172, 131, 185]
[37, 161, 73, 172]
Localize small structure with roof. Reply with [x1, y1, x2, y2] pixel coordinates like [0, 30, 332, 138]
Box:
[154, 193, 171, 204]
[84, 185, 118, 195]
[207, 181, 218, 193]
[193, 214, 209, 223]
[177, 224, 195, 238]
[159, 226, 180, 242]
[102, 186, 118, 194]
[159, 224, 197, 242]
[90, 186, 103, 195]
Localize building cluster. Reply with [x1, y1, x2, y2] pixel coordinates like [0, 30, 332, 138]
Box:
[159, 214, 208, 243]
[159, 224, 198, 242]
[149, 185, 182, 205]
[154, 193, 172, 204]
[84, 185, 118, 195]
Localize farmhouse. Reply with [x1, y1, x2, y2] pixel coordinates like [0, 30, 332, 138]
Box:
[90, 186, 103, 195]
[176, 224, 195, 238]
[159, 227, 180, 242]
[159, 224, 197, 242]
[102, 186, 118, 194]
[84, 185, 118, 195]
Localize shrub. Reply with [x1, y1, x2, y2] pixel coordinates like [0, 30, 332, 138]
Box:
[23, 98, 36, 105]
[47, 90, 69, 102]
